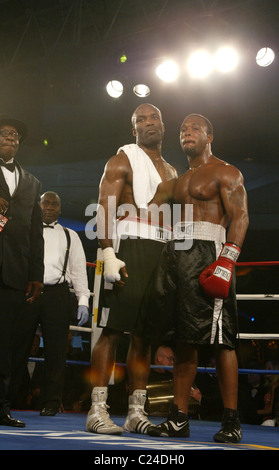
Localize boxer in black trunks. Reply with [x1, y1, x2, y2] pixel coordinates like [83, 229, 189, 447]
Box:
[86, 104, 177, 435]
[147, 114, 249, 443]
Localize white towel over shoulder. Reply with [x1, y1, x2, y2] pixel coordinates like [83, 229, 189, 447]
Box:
[118, 143, 162, 208]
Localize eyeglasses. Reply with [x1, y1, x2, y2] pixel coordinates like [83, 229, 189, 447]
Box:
[0, 129, 21, 140]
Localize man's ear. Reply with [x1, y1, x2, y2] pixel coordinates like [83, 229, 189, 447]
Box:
[132, 127, 136, 137]
[207, 133, 213, 144]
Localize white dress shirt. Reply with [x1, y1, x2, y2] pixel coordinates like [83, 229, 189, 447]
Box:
[1, 159, 19, 195]
[43, 221, 90, 307]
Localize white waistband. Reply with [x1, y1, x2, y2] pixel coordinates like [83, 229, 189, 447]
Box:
[173, 221, 226, 244]
[116, 217, 172, 242]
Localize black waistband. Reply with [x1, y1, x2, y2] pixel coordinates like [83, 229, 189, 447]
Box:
[43, 281, 69, 291]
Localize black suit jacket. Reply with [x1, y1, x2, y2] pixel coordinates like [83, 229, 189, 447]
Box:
[0, 160, 44, 291]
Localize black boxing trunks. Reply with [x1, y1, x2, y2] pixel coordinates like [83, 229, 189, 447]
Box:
[96, 218, 172, 333]
[136, 221, 238, 349]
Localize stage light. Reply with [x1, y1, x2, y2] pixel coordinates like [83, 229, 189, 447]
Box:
[133, 84, 150, 97]
[256, 47, 275, 67]
[120, 53, 127, 63]
[106, 80, 123, 98]
[187, 50, 213, 78]
[156, 60, 179, 82]
[215, 47, 239, 72]
[42, 136, 53, 149]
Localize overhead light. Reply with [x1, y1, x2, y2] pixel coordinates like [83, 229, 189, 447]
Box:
[256, 47, 275, 67]
[133, 84, 150, 97]
[119, 53, 127, 63]
[42, 136, 53, 149]
[106, 80, 123, 98]
[215, 47, 239, 73]
[156, 60, 179, 82]
[187, 50, 213, 78]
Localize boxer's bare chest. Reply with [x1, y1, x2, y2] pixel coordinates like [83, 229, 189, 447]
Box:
[175, 166, 219, 204]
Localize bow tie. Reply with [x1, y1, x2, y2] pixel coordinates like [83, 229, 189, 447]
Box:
[43, 224, 54, 229]
[0, 159, 15, 172]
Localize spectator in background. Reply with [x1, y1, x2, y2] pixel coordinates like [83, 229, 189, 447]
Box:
[148, 345, 174, 382]
[238, 359, 266, 425]
[190, 357, 223, 422]
[147, 345, 175, 417]
[259, 360, 279, 426]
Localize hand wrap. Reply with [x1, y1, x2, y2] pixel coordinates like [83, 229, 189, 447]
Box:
[103, 247, 126, 283]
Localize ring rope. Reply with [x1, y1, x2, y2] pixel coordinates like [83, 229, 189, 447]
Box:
[236, 261, 279, 266]
[68, 260, 279, 335]
[59, 260, 279, 363]
[86, 260, 279, 267]
[26, 357, 279, 376]
[236, 294, 279, 300]
[69, 326, 279, 339]
[26, 262, 279, 381]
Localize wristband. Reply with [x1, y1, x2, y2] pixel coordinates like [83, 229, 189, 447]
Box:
[220, 243, 241, 262]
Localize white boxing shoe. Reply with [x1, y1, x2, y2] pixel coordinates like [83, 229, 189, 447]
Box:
[86, 386, 123, 435]
[124, 389, 153, 434]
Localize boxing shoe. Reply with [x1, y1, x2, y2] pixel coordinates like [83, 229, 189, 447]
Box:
[148, 404, 190, 438]
[0, 414, 25, 427]
[199, 243, 241, 299]
[214, 408, 242, 443]
[86, 387, 123, 435]
[124, 389, 153, 434]
[40, 407, 58, 416]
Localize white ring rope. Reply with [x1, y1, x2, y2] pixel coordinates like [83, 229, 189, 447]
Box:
[70, 292, 279, 335]
[236, 294, 279, 300]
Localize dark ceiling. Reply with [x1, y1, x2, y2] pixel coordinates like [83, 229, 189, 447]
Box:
[1, 0, 279, 261]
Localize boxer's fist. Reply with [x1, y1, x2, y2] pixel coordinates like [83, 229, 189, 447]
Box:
[199, 243, 240, 299]
[103, 247, 126, 283]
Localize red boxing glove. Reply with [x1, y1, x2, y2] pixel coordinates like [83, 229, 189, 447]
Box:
[199, 243, 241, 299]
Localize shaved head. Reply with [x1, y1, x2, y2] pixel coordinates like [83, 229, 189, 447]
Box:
[131, 103, 162, 127]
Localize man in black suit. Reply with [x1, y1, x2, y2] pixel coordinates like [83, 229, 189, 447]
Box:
[0, 114, 44, 427]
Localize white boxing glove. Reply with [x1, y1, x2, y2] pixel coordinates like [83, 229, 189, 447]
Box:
[103, 247, 125, 283]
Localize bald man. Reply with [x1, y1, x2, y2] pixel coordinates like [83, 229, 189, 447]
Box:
[86, 103, 177, 435]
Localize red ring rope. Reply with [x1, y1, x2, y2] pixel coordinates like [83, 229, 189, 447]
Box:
[86, 261, 279, 268]
[236, 261, 279, 266]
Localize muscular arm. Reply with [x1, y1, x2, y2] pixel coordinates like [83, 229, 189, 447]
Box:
[149, 175, 177, 206]
[96, 152, 130, 249]
[219, 165, 249, 247]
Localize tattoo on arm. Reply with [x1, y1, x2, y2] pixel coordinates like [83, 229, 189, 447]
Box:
[228, 183, 245, 208]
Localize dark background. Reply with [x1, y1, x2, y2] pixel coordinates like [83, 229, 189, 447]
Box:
[1, 0, 279, 338]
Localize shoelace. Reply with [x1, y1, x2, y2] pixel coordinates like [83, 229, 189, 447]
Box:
[131, 406, 150, 421]
[93, 403, 118, 426]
